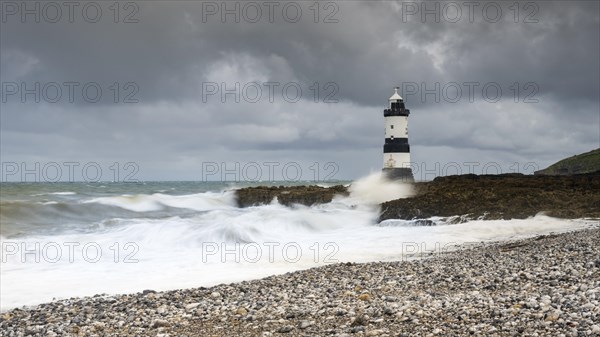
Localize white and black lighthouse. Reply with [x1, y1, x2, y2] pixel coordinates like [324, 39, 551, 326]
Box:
[383, 87, 414, 182]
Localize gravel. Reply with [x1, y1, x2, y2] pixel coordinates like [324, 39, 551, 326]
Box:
[2, 227, 599, 336]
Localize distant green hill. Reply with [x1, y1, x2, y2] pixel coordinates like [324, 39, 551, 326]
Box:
[535, 148, 600, 175]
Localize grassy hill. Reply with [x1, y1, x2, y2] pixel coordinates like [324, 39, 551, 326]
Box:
[535, 148, 600, 175]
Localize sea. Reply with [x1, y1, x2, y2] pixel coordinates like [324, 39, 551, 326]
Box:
[1, 173, 597, 311]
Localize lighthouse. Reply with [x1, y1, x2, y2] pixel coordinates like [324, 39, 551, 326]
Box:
[383, 87, 414, 182]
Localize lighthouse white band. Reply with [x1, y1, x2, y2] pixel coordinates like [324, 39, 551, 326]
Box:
[383, 152, 411, 169]
[384, 116, 408, 139]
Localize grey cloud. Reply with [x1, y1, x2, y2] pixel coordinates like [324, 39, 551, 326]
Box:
[1, 0, 598, 180]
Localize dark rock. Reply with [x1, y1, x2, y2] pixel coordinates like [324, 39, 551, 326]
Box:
[235, 185, 348, 207]
[351, 326, 365, 333]
[351, 314, 368, 326]
[234, 172, 599, 222]
[278, 325, 294, 333]
[413, 219, 435, 226]
[379, 172, 600, 221]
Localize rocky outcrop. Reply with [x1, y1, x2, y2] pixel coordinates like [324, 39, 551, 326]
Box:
[234, 173, 600, 222]
[379, 172, 600, 221]
[235, 185, 348, 207]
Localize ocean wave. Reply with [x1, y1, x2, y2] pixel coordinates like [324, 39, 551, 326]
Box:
[31, 191, 76, 196]
[2, 178, 598, 311]
[1, 192, 596, 311]
[83, 191, 237, 212]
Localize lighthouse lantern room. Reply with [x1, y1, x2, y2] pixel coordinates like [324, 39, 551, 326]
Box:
[383, 87, 414, 182]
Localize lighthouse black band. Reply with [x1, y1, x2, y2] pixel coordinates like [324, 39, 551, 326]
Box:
[383, 143, 410, 153]
[384, 109, 410, 117]
[384, 137, 410, 152]
[384, 138, 408, 144]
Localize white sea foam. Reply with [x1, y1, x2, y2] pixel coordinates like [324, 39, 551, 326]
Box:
[83, 191, 237, 212]
[347, 171, 414, 205]
[1, 188, 596, 311]
[32, 192, 76, 196]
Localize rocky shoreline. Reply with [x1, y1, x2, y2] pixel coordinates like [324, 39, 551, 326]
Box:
[379, 172, 600, 222]
[235, 184, 348, 207]
[234, 173, 600, 223]
[2, 227, 599, 336]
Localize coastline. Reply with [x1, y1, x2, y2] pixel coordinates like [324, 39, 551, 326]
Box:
[2, 226, 599, 336]
[233, 173, 600, 222]
[380, 173, 600, 222]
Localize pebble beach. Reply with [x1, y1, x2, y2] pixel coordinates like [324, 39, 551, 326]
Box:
[2, 226, 599, 336]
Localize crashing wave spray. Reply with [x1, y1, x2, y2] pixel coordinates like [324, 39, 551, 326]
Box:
[347, 171, 414, 205]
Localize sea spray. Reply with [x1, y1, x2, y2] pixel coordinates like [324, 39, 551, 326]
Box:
[83, 191, 237, 212]
[347, 171, 414, 205]
[1, 180, 596, 311]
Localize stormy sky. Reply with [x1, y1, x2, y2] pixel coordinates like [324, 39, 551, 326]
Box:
[1, 0, 599, 181]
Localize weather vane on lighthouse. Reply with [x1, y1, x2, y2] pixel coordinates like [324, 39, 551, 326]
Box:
[383, 87, 414, 182]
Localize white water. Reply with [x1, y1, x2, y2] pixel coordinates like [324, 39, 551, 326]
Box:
[1, 173, 596, 311]
[347, 171, 414, 204]
[83, 191, 237, 212]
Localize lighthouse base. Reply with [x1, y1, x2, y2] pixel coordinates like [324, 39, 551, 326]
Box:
[382, 168, 414, 183]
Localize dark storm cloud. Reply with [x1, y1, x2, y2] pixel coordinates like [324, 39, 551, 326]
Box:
[3, 1, 598, 104]
[0, 0, 598, 180]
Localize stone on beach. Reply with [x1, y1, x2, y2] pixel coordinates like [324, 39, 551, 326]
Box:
[2, 228, 599, 336]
